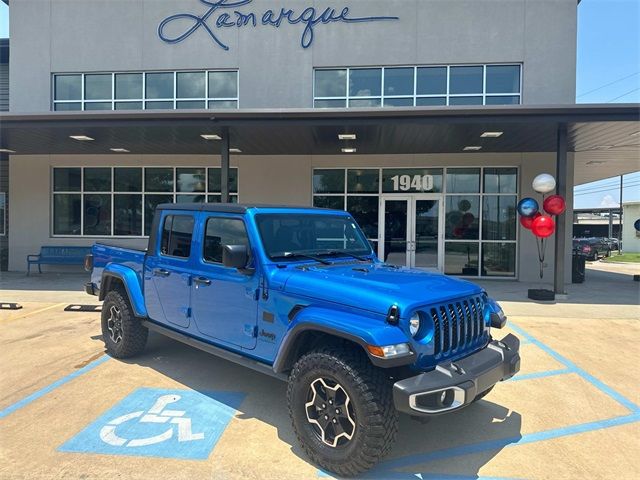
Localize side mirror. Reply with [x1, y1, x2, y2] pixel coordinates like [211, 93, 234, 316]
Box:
[222, 244, 249, 270]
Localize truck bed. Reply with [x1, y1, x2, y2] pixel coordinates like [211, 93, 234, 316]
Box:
[91, 243, 147, 292]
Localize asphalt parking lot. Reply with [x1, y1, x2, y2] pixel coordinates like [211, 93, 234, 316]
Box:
[1, 263, 639, 480]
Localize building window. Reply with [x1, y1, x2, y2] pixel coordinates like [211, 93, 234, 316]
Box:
[53, 70, 239, 111]
[314, 64, 521, 108]
[0, 192, 6, 236]
[52, 167, 239, 237]
[312, 167, 518, 278]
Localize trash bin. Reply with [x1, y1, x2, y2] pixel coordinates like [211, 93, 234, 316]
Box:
[572, 253, 586, 283]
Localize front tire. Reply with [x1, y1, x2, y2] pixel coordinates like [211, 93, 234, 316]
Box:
[101, 289, 148, 358]
[287, 345, 398, 477]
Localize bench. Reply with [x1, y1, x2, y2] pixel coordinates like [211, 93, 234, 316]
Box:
[27, 246, 91, 275]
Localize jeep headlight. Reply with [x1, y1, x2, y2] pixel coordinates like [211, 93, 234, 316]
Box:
[409, 312, 421, 338]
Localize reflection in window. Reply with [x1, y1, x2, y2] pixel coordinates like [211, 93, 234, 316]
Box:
[445, 196, 480, 240]
[482, 196, 517, 241]
[484, 168, 518, 193]
[349, 68, 382, 97]
[313, 169, 345, 194]
[482, 242, 516, 277]
[313, 65, 520, 108]
[203, 217, 249, 264]
[347, 169, 379, 193]
[445, 242, 479, 276]
[53, 70, 239, 111]
[347, 196, 378, 239]
[161, 215, 194, 258]
[83, 194, 111, 236]
[313, 196, 344, 210]
[446, 168, 480, 193]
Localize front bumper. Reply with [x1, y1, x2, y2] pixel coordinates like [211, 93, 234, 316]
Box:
[393, 333, 520, 416]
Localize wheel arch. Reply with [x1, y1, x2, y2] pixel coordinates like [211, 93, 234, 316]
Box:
[100, 265, 147, 318]
[273, 308, 413, 374]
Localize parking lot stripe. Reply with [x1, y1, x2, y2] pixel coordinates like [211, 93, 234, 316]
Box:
[508, 368, 573, 382]
[508, 323, 639, 412]
[374, 412, 640, 473]
[1, 302, 67, 323]
[0, 355, 110, 420]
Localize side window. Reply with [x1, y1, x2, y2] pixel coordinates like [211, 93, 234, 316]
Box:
[203, 217, 249, 264]
[160, 214, 194, 258]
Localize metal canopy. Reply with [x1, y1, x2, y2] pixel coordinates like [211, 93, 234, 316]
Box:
[1, 104, 638, 158]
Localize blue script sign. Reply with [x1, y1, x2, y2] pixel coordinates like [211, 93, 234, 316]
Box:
[158, 0, 399, 50]
[59, 388, 244, 459]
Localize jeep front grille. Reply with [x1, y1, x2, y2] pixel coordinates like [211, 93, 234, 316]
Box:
[429, 295, 485, 357]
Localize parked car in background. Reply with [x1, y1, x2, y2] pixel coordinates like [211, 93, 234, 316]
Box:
[604, 238, 619, 251]
[572, 238, 611, 261]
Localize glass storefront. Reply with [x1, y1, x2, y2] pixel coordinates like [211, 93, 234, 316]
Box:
[313, 167, 518, 278]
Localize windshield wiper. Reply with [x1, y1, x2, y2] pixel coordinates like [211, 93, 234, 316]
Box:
[316, 250, 371, 262]
[278, 252, 332, 265]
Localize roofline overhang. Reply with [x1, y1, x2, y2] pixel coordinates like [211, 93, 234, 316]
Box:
[1, 103, 638, 129]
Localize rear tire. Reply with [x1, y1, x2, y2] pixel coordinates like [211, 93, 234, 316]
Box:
[287, 345, 398, 477]
[101, 289, 148, 358]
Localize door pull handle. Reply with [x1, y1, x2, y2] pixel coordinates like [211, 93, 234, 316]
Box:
[153, 268, 171, 277]
[194, 276, 212, 286]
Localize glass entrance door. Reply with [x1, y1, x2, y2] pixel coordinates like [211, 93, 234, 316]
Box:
[379, 195, 444, 271]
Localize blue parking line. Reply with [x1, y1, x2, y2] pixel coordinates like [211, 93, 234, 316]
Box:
[508, 323, 639, 413]
[375, 412, 640, 472]
[508, 368, 573, 382]
[0, 355, 110, 420]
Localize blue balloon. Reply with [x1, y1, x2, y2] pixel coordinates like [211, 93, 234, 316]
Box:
[517, 198, 539, 217]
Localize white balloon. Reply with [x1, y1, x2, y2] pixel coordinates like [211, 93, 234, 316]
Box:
[532, 173, 556, 194]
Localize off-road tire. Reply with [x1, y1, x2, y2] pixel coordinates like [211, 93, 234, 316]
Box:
[472, 385, 494, 403]
[287, 345, 398, 477]
[101, 289, 148, 358]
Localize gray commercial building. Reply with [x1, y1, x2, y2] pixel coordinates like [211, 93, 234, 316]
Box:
[0, 0, 638, 290]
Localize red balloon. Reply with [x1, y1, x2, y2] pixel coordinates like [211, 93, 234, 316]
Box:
[531, 215, 555, 238]
[453, 226, 465, 238]
[520, 212, 541, 229]
[543, 195, 566, 215]
[462, 212, 475, 226]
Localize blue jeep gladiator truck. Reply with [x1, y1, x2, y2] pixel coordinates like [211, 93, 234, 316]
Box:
[85, 203, 520, 476]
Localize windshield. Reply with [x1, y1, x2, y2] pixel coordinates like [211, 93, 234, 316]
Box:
[255, 214, 373, 261]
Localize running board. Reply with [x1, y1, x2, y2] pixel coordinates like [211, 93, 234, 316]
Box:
[141, 320, 287, 382]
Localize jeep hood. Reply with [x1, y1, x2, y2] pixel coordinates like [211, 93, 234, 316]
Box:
[278, 262, 483, 316]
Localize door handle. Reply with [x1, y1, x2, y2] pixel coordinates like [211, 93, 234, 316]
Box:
[193, 276, 212, 286]
[153, 268, 171, 277]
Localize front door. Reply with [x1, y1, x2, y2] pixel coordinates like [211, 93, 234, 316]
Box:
[190, 214, 259, 350]
[378, 195, 444, 270]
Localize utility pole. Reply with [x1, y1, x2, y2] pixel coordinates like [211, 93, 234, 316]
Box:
[618, 174, 623, 254]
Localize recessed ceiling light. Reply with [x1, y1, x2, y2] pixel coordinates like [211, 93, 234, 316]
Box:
[630, 131, 640, 136]
[229, 148, 242, 153]
[592, 145, 614, 150]
[586, 160, 606, 165]
[110, 148, 130, 153]
[341, 147, 357, 153]
[463, 146, 482, 151]
[480, 131, 503, 138]
[0, 148, 15, 153]
[70, 135, 94, 141]
[200, 134, 222, 141]
[338, 133, 357, 140]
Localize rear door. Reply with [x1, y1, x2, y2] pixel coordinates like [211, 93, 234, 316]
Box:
[144, 212, 195, 328]
[190, 213, 259, 349]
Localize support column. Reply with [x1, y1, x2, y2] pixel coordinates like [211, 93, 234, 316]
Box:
[554, 123, 568, 294]
[221, 127, 230, 203]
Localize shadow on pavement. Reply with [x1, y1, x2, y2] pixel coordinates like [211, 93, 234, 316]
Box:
[120, 331, 522, 479]
[0, 272, 89, 293]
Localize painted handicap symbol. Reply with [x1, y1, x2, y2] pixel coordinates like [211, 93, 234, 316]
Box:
[99, 394, 204, 447]
[59, 388, 245, 459]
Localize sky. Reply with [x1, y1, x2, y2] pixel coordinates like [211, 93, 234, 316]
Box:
[0, 1, 637, 209]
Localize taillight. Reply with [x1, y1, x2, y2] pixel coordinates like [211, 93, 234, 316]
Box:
[84, 254, 94, 272]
